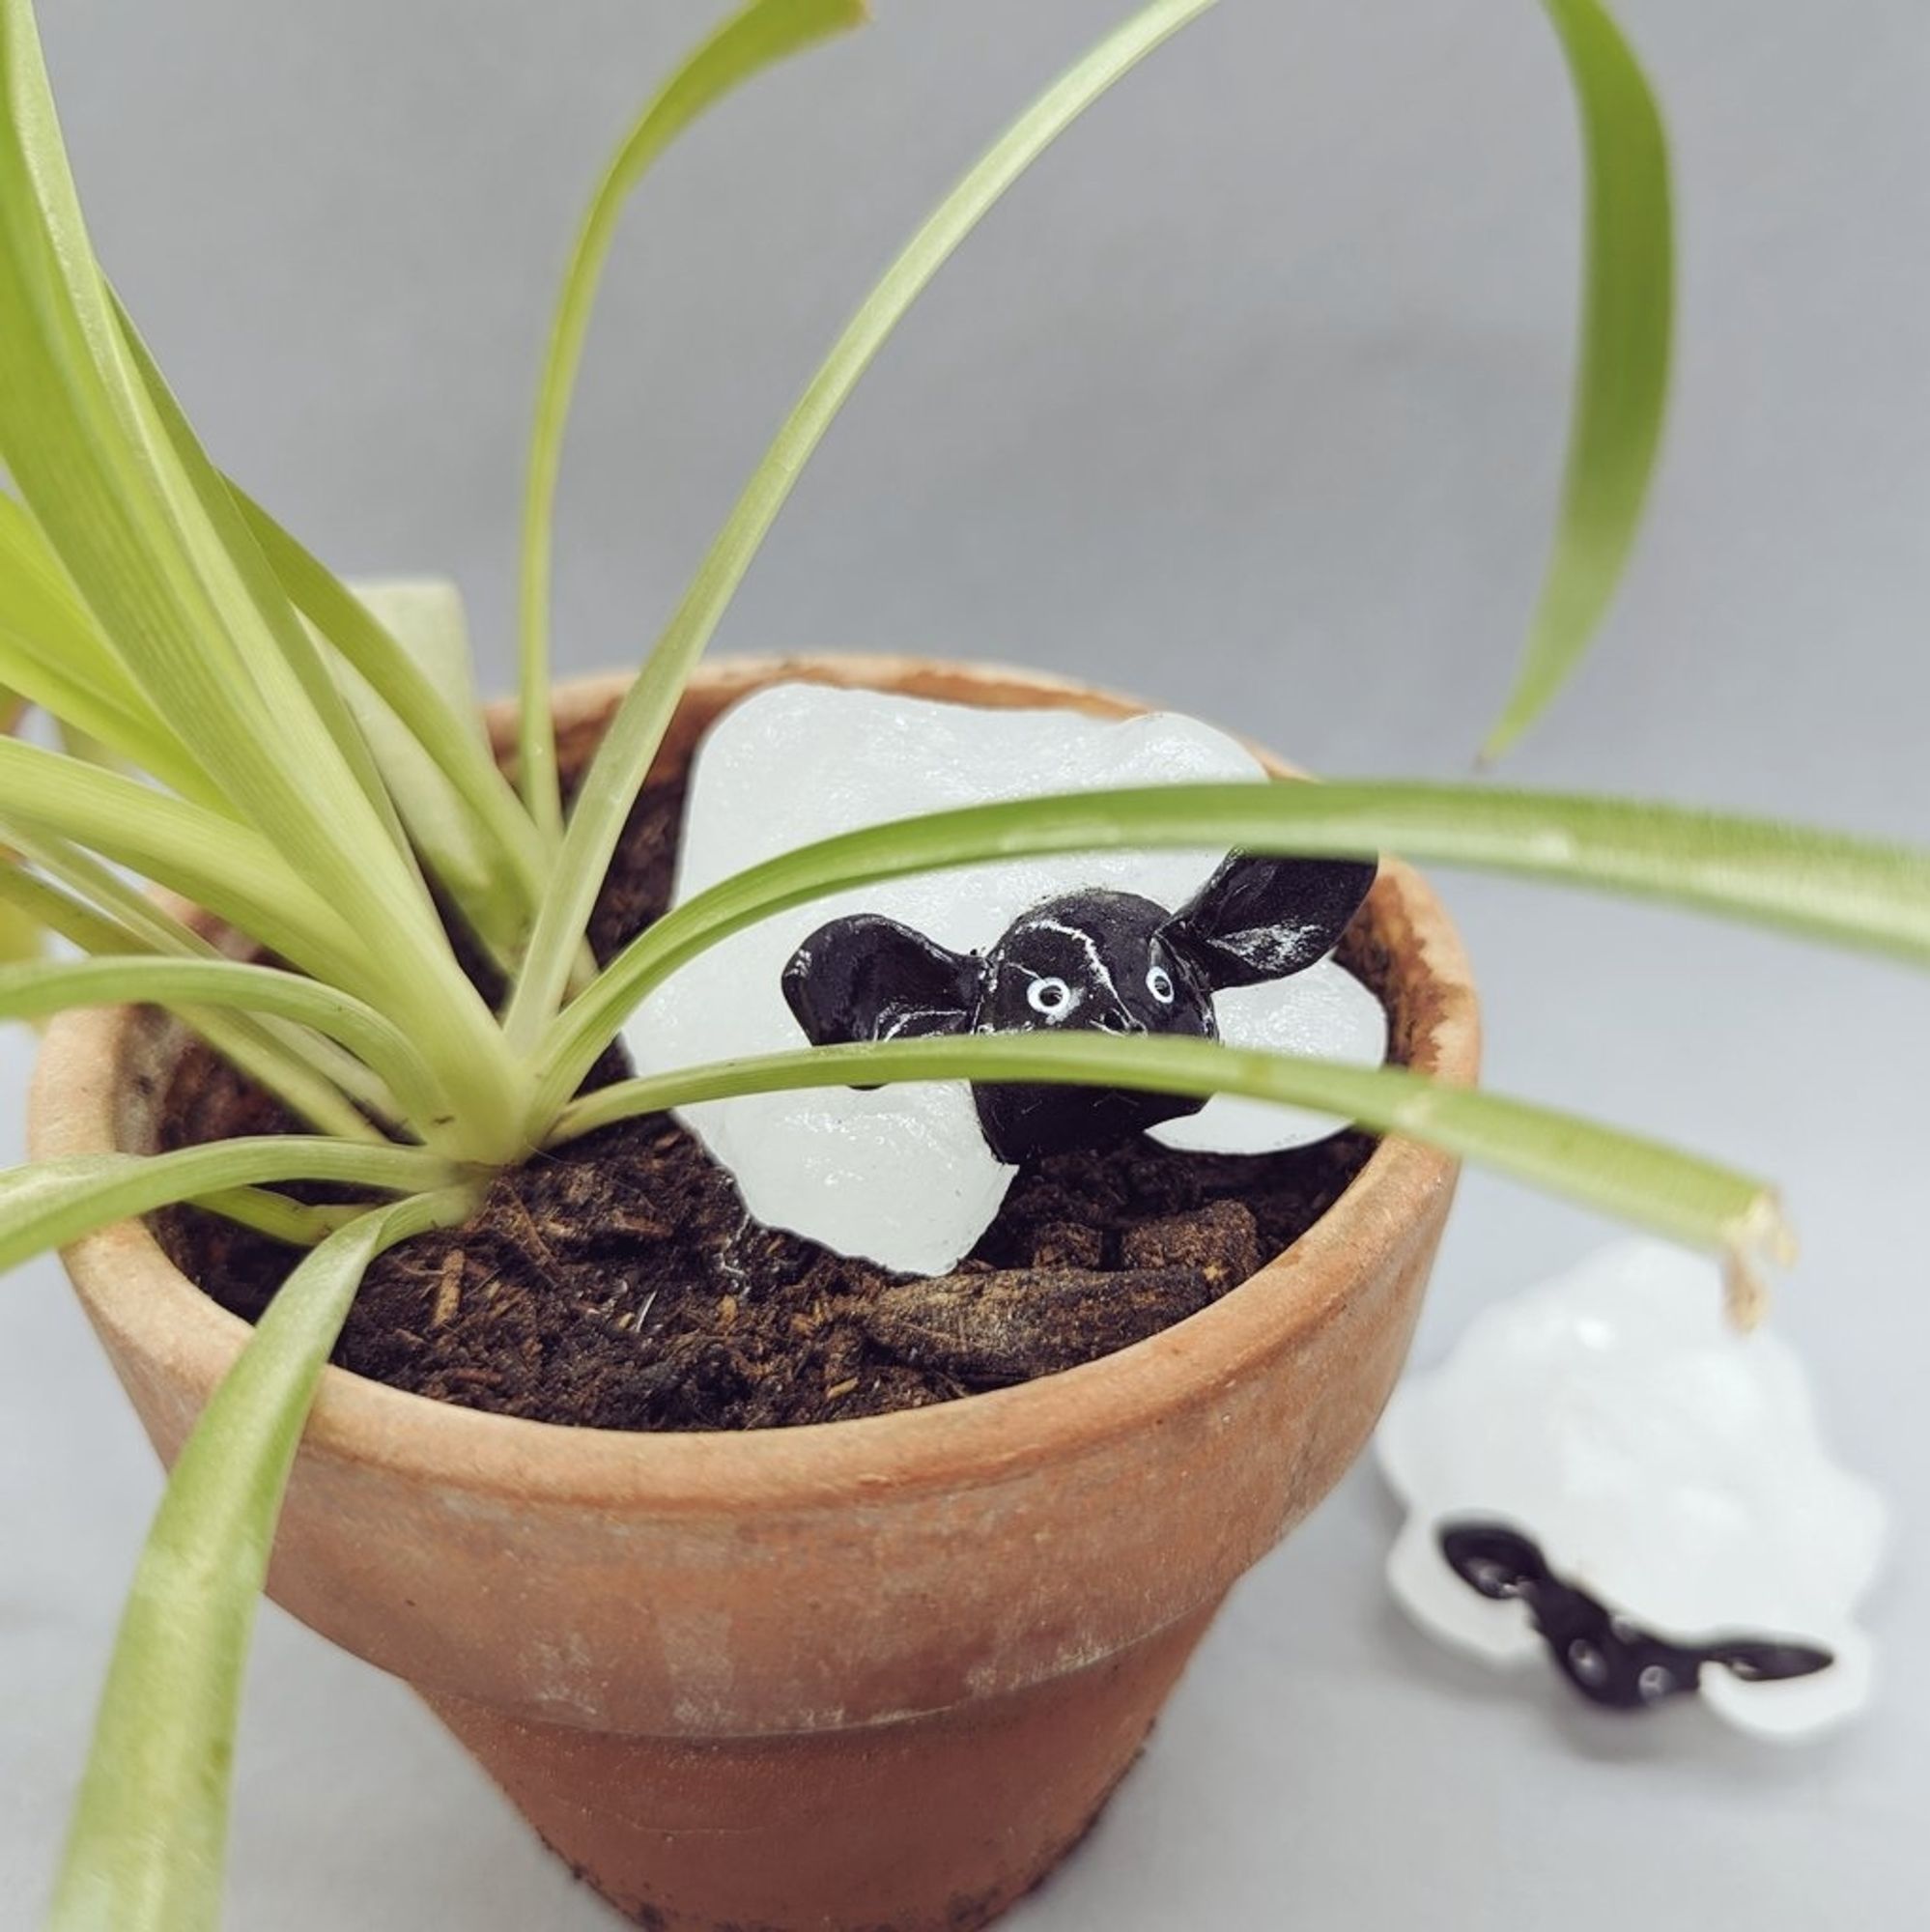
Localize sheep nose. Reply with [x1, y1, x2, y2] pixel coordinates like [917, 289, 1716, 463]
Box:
[1093, 1007, 1146, 1036]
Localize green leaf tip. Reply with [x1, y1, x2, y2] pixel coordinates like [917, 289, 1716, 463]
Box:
[514, 0, 872, 846]
[44, 1186, 474, 1932]
[1484, 0, 1674, 760]
[505, 0, 1228, 1050]
[1721, 1189, 1797, 1331]
[546, 1032, 1784, 1292]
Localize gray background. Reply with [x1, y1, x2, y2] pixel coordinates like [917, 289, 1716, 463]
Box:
[4, 0, 1927, 1923]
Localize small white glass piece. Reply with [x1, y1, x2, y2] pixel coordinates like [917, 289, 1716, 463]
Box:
[1148, 958, 1388, 1154]
[1377, 1240, 1888, 1741]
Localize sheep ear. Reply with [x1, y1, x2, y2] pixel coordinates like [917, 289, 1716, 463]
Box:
[1699, 1637, 1835, 1684]
[1164, 851, 1377, 988]
[781, 914, 978, 1047]
[1437, 1521, 1552, 1600]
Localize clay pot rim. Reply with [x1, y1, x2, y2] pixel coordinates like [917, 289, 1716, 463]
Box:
[31, 655, 1479, 1512]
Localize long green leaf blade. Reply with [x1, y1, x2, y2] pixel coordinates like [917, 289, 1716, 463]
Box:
[535, 779, 1930, 1112]
[516, 0, 869, 842]
[549, 1033, 1788, 1312]
[0, 1139, 458, 1279]
[185, 1187, 364, 1249]
[335, 576, 525, 954]
[0, 957, 445, 1128]
[0, 1, 522, 1142]
[105, 301, 421, 873]
[0, 856, 384, 1141]
[0, 495, 224, 806]
[0, 731, 39, 966]
[0, 6, 426, 945]
[505, 0, 1225, 1048]
[0, 494, 160, 720]
[1485, 0, 1673, 756]
[0, 736, 372, 991]
[0, 857, 128, 959]
[0, 835, 393, 1141]
[237, 495, 549, 934]
[44, 1186, 472, 1932]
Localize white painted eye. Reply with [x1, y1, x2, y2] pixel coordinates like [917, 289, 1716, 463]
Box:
[1567, 1638, 1608, 1688]
[1637, 1663, 1676, 1703]
[1467, 1559, 1518, 1600]
[1027, 977, 1073, 1017]
[1145, 965, 1176, 1005]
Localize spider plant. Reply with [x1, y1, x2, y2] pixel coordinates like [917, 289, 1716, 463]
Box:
[3, 0, 1925, 1924]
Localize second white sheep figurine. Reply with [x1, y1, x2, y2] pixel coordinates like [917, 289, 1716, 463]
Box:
[1377, 1240, 1888, 1741]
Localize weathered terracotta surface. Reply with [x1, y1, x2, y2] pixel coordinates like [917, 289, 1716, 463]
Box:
[33, 659, 1481, 1931]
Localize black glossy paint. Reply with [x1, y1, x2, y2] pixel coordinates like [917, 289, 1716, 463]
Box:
[1438, 1520, 1834, 1713]
[781, 851, 1377, 1163]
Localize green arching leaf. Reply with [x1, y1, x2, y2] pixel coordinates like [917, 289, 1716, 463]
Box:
[96, 307, 532, 1157]
[335, 577, 509, 940]
[1485, 0, 1673, 758]
[105, 301, 421, 874]
[0, 493, 156, 718]
[0, 834, 393, 1142]
[237, 494, 549, 937]
[0, 13, 425, 949]
[516, 0, 870, 845]
[4, 824, 286, 973]
[0, 5, 523, 1144]
[0, 704, 37, 967]
[0, 956, 446, 1133]
[0, 879, 40, 968]
[350, 582, 482, 740]
[0, 1138, 460, 1280]
[503, 0, 1227, 1051]
[53, 718, 132, 777]
[0, 735, 375, 994]
[0, 857, 128, 961]
[0, 804, 37, 981]
[184, 1186, 364, 1249]
[0, 495, 396, 1128]
[0, 497, 226, 807]
[331, 576, 533, 966]
[548, 1033, 1789, 1310]
[45, 1185, 473, 1932]
[532, 778, 1930, 1115]
[0, 639, 213, 805]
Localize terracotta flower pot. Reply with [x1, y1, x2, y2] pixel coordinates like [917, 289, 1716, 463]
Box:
[32, 657, 1480, 1932]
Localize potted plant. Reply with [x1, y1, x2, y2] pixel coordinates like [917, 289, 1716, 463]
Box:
[3, 0, 1925, 1928]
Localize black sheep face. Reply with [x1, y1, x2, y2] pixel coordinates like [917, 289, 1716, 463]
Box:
[781, 851, 1377, 1164]
[1440, 1521, 1834, 1713]
[973, 890, 1218, 1158]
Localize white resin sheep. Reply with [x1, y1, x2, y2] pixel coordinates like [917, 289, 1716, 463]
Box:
[1377, 1240, 1888, 1740]
[621, 682, 1387, 1274]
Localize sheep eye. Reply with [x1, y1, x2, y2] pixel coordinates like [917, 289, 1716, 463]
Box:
[1145, 964, 1176, 1005]
[1636, 1663, 1676, 1703]
[1567, 1638, 1608, 1688]
[1027, 977, 1073, 1017]
[1465, 1558, 1518, 1599]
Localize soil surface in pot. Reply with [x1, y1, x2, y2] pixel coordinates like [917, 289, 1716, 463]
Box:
[156, 780, 1401, 1432]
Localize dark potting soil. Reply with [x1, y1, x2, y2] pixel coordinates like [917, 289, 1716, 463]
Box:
[156, 781, 1393, 1433]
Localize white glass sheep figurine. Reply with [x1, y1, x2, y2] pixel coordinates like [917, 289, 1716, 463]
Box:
[624, 683, 1387, 1273]
[1377, 1240, 1888, 1741]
